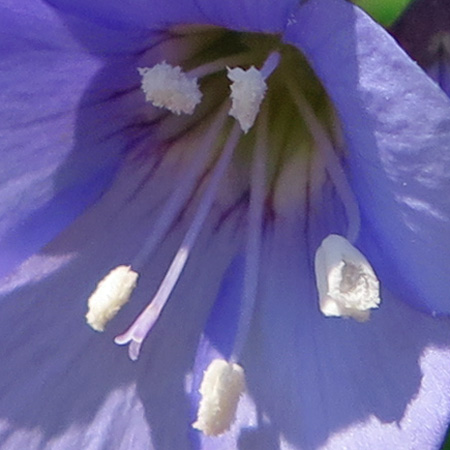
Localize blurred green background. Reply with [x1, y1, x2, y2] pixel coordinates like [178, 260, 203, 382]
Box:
[352, 0, 414, 25]
[351, 0, 450, 449]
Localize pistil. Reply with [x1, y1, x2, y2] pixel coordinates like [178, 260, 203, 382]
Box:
[115, 123, 242, 360]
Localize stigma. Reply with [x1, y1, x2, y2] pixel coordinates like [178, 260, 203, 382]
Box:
[192, 359, 246, 436]
[86, 265, 139, 332]
[314, 234, 380, 322]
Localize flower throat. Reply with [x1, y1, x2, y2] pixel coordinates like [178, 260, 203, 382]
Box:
[85, 25, 380, 437]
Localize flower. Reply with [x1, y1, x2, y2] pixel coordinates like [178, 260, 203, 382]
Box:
[391, 0, 450, 96]
[1, 0, 450, 449]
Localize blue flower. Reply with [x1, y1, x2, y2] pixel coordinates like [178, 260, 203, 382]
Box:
[1, 0, 450, 449]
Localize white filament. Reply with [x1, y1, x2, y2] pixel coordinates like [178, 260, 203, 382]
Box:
[314, 234, 380, 322]
[188, 53, 252, 79]
[288, 80, 361, 243]
[231, 108, 268, 360]
[193, 359, 246, 436]
[86, 266, 139, 332]
[139, 62, 202, 115]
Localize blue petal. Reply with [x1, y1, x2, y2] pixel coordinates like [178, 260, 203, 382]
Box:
[243, 219, 450, 449]
[188, 210, 450, 449]
[0, 1, 152, 276]
[0, 140, 240, 449]
[0, 1, 151, 55]
[284, 0, 450, 314]
[46, 0, 298, 34]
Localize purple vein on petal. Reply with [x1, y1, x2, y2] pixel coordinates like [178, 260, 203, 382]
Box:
[132, 105, 228, 268]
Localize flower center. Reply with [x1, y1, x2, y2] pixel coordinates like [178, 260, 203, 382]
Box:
[84, 25, 381, 436]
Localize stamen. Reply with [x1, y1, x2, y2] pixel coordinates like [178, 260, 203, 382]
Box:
[314, 234, 380, 322]
[86, 266, 139, 332]
[114, 124, 242, 360]
[139, 62, 202, 115]
[192, 359, 246, 436]
[288, 81, 361, 243]
[133, 105, 228, 268]
[192, 109, 268, 437]
[231, 107, 268, 360]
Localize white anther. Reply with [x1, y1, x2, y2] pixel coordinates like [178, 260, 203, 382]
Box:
[227, 66, 267, 133]
[139, 62, 202, 115]
[86, 265, 139, 332]
[193, 359, 246, 436]
[314, 234, 380, 322]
